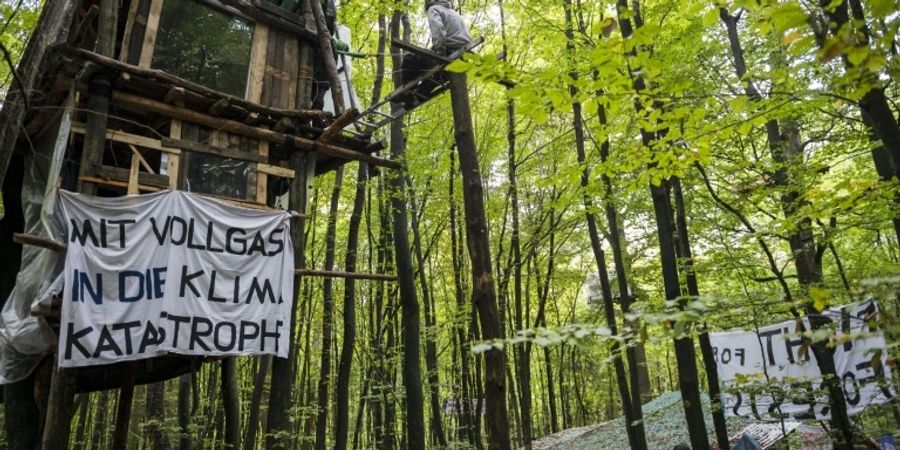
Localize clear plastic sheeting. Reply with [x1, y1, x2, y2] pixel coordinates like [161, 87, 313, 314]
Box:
[184, 153, 252, 199]
[0, 101, 71, 384]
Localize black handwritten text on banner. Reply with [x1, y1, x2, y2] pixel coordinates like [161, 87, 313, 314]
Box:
[709, 301, 894, 420]
[59, 190, 293, 367]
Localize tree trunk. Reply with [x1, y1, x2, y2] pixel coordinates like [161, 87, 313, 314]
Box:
[448, 71, 512, 450]
[721, 9, 854, 447]
[449, 151, 479, 448]
[4, 371, 42, 450]
[563, 1, 646, 447]
[108, 365, 136, 450]
[671, 178, 731, 449]
[147, 381, 171, 450]
[615, 2, 710, 448]
[222, 358, 240, 449]
[385, 11, 427, 450]
[314, 166, 345, 450]
[243, 356, 269, 450]
[179, 373, 192, 450]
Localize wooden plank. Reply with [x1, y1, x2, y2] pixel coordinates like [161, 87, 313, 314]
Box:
[256, 141, 268, 203]
[128, 153, 141, 195]
[295, 269, 397, 282]
[118, 0, 141, 61]
[114, 92, 401, 169]
[168, 119, 181, 189]
[391, 39, 453, 64]
[13, 233, 66, 252]
[97, 165, 170, 187]
[257, 163, 294, 179]
[161, 138, 268, 163]
[129, 145, 155, 174]
[163, 86, 185, 104]
[70, 122, 178, 154]
[79, 176, 163, 193]
[246, 23, 268, 103]
[138, 0, 163, 68]
[126, 0, 153, 65]
[218, 0, 317, 43]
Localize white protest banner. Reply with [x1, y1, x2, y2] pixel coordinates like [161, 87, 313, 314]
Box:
[710, 300, 894, 420]
[58, 190, 293, 367]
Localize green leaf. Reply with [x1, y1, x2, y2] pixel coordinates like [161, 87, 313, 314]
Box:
[769, 3, 808, 33]
[445, 59, 471, 73]
[871, 0, 895, 18]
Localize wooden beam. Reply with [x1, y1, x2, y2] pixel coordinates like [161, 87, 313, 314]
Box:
[79, 175, 163, 193]
[59, 45, 326, 121]
[219, 0, 317, 43]
[13, 233, 67, 252]
[164, 86, 185, 105]
[114, 92, 401, 169]
[138, 0, 163, 68]
[128, 153, 141, 194]
[208, 98, 229, 116]
[161, 138, 268, 163]
[109, 365, 137, 450]
[246, 23, 268, 103]
[70, 123, 178, 154]
[320, 108, 360, 143]
[391, 39, 453, 64]
[257, 163, 294, 179]
[129, 144, 155, 173]
[256, 141, 269, 203]
[295, 269, 397, 282]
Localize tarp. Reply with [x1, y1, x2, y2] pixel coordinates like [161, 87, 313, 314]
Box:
[710, 300, 894, 420]
[57, 190, 293, 367]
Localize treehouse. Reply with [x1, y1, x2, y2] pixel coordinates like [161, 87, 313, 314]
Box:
[0, 1, 486, 445]
[0, 0, 407, 395]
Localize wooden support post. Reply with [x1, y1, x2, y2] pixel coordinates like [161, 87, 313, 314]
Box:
[39, 365, 77, 450]
[128, 152, 141, 195]
[266, 3, 318, 443]
[256, 141, 269, 204]
[109, 364, 137, 450]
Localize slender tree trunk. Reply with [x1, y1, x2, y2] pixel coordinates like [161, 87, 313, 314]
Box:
[563, 1, 646, 447]
[244, 357, 269, 450]
[386, 11, 427, 450]
[721, 9, 854, 447]
[314, 167, 345, 450]
[222, 358, 241, 449]
[4, 371, 41, 450]
[408, 175, 448, 447]
[449, 151, 479, 448]
[448, 71, 512, 450]
[499, 0, 533, 446]
[73, 394, 91, 450]
[147, 381, 172, 450]
[671, 179, 731, 449]
[178, 373, 192, 450]
[615, 2, 710, 448]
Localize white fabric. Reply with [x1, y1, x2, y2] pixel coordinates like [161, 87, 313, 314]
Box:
[710, 300, 894, 420]
[58, 190, 293, 367]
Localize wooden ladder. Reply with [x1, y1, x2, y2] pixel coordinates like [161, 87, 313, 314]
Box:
[344, 37, 485, 138]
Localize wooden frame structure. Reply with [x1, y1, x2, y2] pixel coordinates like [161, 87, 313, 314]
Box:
[6, 0, 397, 398]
